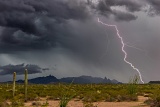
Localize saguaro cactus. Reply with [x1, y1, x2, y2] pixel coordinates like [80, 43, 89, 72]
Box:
[24, 69, 28, 101]
[13, 72, 16, 97]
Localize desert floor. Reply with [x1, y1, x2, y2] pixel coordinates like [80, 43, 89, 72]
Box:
[24, 96, 149, 107]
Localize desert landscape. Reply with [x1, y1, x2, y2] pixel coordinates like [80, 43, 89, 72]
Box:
[1, 0, 160, 107]
[0, 76, 159, 107]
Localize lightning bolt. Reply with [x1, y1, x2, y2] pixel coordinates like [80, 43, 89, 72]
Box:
[98, 18, 144, 84]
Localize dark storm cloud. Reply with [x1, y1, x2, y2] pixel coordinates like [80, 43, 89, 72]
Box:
[0, 0, 89, 21]
[0, 0, 90, 53]
[113, 10, 138, 22]
[0, 63, 48, 75]
[0, 0, 159, 83]
[98, 0, 142, 12]
[42, 68, 50, 71]
[0, 0, 147, 53]
[96, 0, 112, 16]
[94, 0, 142, 21]
[146, 0, 160, 16]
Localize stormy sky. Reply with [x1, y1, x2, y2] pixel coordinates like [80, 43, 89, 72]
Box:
[0, 0, 160, 83]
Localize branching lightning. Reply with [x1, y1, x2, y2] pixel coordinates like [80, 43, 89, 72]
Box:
[98, 18, 144, 84]
[125, 43, 150, 59]
[125, 44, 146, 52]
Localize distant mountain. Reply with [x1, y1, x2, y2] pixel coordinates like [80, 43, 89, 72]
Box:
[60, 75, 121, 84]
[8, 75, 121, 84]
[149, 81, 160, 84]
[29, 75, 59, 84]
[60, 75, 103, 84]
[111, 79, 120, 84]
[102, 77, 112, 83]
[17, 75, 59, 84]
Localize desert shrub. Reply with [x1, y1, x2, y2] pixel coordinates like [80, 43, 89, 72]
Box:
[145, 98, 160, 107]
[47, 90, 61, 100]
[59, 82, 76, 107]
[2, 82, 160, 105]
[1, 91, 12, 100]
[27, 93, 39, 101]
[103, 93, 111, 101]
[120, 94, 138, 101]
[11, 97, 24, 107]
[127, 75, 139, 95]
[146, 92, 160, 107]
[32, 101, 41, 106]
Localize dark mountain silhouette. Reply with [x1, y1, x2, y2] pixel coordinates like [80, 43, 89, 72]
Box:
[59, 75, 121, 84]
[28, 75, 59, 84]
[149, 81, 160, 84]
[102, 77, 112, 83]
[17, 75, 59, 84]
[60, 75, 104, 84]
[6, 75, 121, 84]
[112, 79, 120, 84]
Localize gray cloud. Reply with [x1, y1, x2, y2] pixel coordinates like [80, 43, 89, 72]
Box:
[146, 0, 160, 16]
[0, 63, 48, 75]
[96, 0, 112, 16]
[0, 0, 146, 53]
[0, 0, 90, 53]
[102, 0, 142, 12]
[110, 0, 142, 12]
[0, 0, 160, 83]
[113, 10, 138, 22]
[93, 0, 142, 21]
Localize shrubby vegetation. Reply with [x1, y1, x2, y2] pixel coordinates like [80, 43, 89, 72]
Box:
[0, 83, 160, 106]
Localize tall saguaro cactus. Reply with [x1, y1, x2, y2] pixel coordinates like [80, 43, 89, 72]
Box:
[24, 69, 28, 102]
[13, 72, 16, 97]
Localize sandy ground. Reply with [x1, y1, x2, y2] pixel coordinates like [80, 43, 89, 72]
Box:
[25, 96, 149, 107]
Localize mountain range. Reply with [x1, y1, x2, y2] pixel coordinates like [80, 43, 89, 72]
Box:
[8, 75, 122, 84]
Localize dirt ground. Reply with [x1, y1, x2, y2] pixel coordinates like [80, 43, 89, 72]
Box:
[24, 96, 149, 107]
